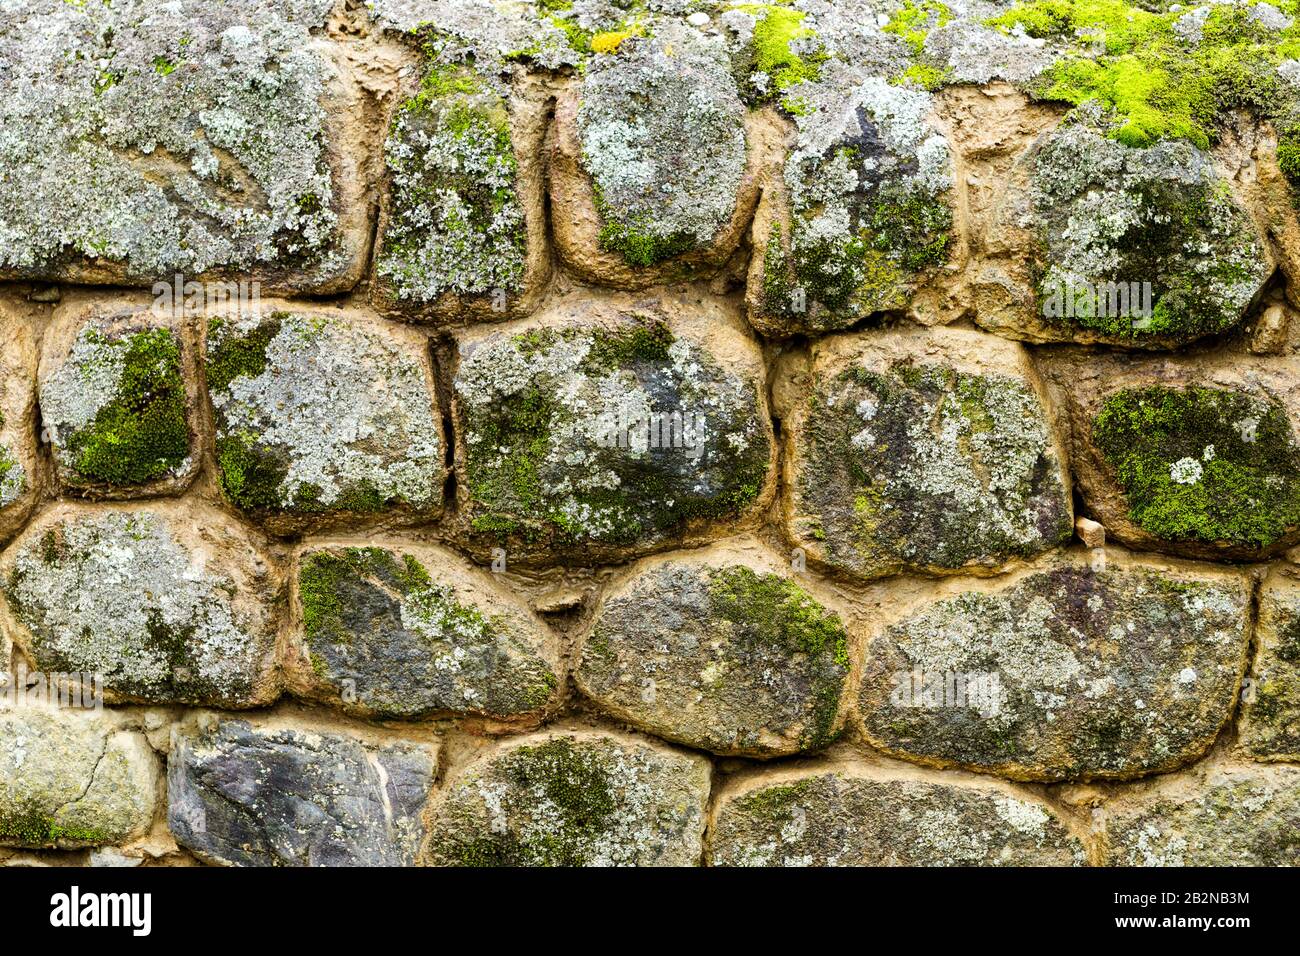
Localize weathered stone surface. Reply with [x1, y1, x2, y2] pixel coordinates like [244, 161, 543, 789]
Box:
[1040, 350, 1300, 560]
[857, 551, 1252, 782]
[371, 49, 550, 321]
[1240, 567, 1300, 760]
[39, 303, 200, 498]
[778, 326, 1072, 582]
[287, 541, 560, 721]
[977, 110, 1272, 348]
[427, 729, 710, 866]
[710, 763, 1085, 867]
[577, 538, 852, 757]
[451, 290, 775, 563]
[748, 61, 956, 337]
[0, 709, 157, 849]
[168, 717, 436, 867]
[550, 21, 766, 288]
[0, 0, 369, 293]
[206, 307, 444, 535]
[0, 306, 40, 543]
[0, 502, 282, 708]
[1100, 763, 1300, 866]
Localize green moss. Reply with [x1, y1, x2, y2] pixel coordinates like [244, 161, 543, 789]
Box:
[215, 431, 286, 511]
[206, 314, 281, 394]
[988, 0, 1300, 150]
[733, 776, 819, 820]
[1093, 385, 1300, 548]
[595, 190, 698, 266]
[732, 3, 827, 104]
[884, 0, 954, 55]
[0, 804, 111, 846]
[64, 328, 189, 486]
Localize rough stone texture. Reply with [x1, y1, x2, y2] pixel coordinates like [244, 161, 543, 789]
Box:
[451, 290, 775, 563]
[39, 301, 201, 498]
[748, 61, 957, 337]
[0, 306, 41, 544]
[857, 550, 1252, 782]
[168, 716, 436, 867]
[0, 708, 157, 849]
[0, 502, 282, 708]
[550, 22, 768, 288]
[206, 305, 444, 535]
[371, 51, 551, 321]
[426, 729, 711, 866]
[778, 325, 1073, 582]
[578, 538, 852, 757]
[710, 762, 1085, 867]
[1100, 763, 1300, 866]
[977, 111, 1272, 349]
[1239, 567, 1300, 760]
[1040, 349, 1300, 561]
[0, 0, 370, 294]
[287, 541, 560, 722]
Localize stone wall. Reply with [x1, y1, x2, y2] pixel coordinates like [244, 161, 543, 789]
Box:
[1, 0, 1298, 867]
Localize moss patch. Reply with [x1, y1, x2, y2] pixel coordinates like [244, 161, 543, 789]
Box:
[1093, 385, 1300, 548]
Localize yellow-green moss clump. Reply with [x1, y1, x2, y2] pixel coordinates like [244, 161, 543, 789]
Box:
[1092, 385, 1300, 550]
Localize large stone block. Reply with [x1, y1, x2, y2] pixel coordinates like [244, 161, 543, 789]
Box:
[577, 538, 852, 757]
[168, 716, 437, 867]
[1040, 349, 1300, 561]
[450, 290, 775, 564]
[426, 729, 711, 866]
[38, 300, 202, 498]
[549, 21, 765, 288]
[710, 762, 1085, 866]
[0, 305, 41, 544]
[0, 502, 283, 708]
[1100, 763, 1300, 866]
[205, 306, 444, 535]
[778, 325, 1072, 582]
[0, 0, 370, 293]
[856, 550, 1252, 782]
[287, 541, 560, 722]
[0, 708, 158, 849]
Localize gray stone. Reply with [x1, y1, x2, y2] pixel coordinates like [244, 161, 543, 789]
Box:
[857, 552, 1252, 782]
[779, 326, 1073, 582]
[577, 540, 851, 756]
[289, 542, 559, 721]
[427, 730, 710, 866]
[1239, 568, 1300, 760]
[710, 764, 1085, 866]
[0, 503, 282, 708]
[0, 0, 368, 293]
[206, 307, 444, 534]
[168, 718, 437, 867]
[0, 709, 157, 849]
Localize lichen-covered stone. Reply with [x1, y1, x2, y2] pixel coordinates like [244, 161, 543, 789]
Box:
[857, 551, 1252, 782]
[371, 44, 550, 320]
[550, 20, 763, 287]
[168, 717, 436, 867]
[451, 292, 775, 563]
[0, 709, 157, 849]
[0, 307, 40, 543]
[779, 326, 1072, 582]
[1100, 763, 1300, 866]
[1239, 568, 1300, 760]
[0, 503, 282, 708]
[206, 307, 443, 534]
[710, 763, 1085, 866]
[427, 729, 710, 866]
[978, 111, 1272, 348]
[1040, 350, 1300, 560]
[39, 306, 199, 497]
[749, 61, 955, 337]
[0, 0, 369, 293]
[288, 542, 560, 721]
[577, 539, 851, 756]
